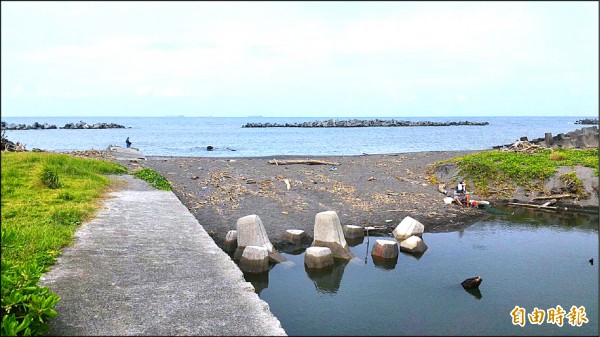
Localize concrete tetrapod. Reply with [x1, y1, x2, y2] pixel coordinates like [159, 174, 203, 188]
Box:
[399, 235, 428, 254]
[304, 247, 335, 269]
[284, 229, 306, 244]
[311, 211, 356, 260]
[343, 225, 364, 240]
[371, 239, 399, 259]
[235, 214, 287, 263]
[223, 230, 238, 251]
[239, 246, 270, 273]
[393, 216, 425, 241]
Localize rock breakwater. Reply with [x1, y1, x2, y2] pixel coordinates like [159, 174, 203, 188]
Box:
[1, 121, 127, 130]
[242, 119, 489, 128]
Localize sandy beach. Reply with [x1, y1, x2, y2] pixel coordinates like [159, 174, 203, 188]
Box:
[115, 150, 489, 253]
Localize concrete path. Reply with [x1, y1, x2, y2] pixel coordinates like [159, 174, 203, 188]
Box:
[40, 174, 286, 336]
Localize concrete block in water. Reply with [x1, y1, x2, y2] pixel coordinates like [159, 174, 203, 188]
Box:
[343, 225, 364, 239]
[304, 247, 334, 269]
[399, 235, 428, 254]
[234, 214, 286, 263]
[311, 211, 356, 260]
[222, 230, 238, 251]
[371, 239, 399, 259]
[239, 246, 269, 273]
[393, 216, 424, 241]
[284, 229, 306, 243]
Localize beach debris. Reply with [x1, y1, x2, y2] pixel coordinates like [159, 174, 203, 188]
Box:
[508, 202, 558, 211]
[312, 211, 356, 260]
[304, 247, 334, 269]
[191, 176, 199, 180]
[330, 165, 338, 171]
[461, 276, 483, 290]
[368, 176, 376, 181]
[268, 159, 340, 166]
[503, 140, 542, 153]
[283, 178, 291, 190]
[371, 240, 399, 260]
[531, 194, 575, 201]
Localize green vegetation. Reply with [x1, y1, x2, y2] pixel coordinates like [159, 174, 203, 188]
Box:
[431, 148, 598, 197]
[1, 152, 127, 336]
[133, 168, 172, 190]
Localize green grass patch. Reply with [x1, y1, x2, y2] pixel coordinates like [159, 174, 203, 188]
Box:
[133, 168, 172, 190]
[431, 148, 598, 197]
[1, 152, 127, 335]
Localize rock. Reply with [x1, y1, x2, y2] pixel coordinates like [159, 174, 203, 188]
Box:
[461, 276, 482, 289]
[399, 235, 428, 254]
[304, 247, 334, 269]
[392, 216, 424, 241]
[312, 211, 356, 260]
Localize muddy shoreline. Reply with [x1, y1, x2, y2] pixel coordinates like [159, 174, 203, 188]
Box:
[112, 151, 495, 253]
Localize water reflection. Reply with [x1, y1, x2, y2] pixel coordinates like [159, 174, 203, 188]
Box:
[464, 287, 483, 300]
[243, 271, 269, 295]
[399, 250, 425, 260]
[371, 255, 397, 270]
[305, 259, 350, 294]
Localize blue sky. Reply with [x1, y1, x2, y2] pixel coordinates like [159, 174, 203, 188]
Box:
[1, 1, 598, 117]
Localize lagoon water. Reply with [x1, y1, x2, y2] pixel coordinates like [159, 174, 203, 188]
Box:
[246, 207, 598, 336]
[1, 116, 595, 157]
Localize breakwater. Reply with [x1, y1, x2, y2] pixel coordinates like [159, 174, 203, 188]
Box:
[242, 119, 489, 128]
[494, 126, 599, 150]
[575, 118, 599, 125]
[1, 121, 127, 130]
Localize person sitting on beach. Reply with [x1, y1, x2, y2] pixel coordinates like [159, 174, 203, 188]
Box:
[455, 191, 470, 206]
[126, 137, 132, 148]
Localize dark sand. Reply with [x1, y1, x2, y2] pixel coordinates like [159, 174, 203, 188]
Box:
[114, 151, 489, 253]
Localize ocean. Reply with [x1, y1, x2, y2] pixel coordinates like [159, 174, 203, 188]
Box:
[1, 116, 596, 157]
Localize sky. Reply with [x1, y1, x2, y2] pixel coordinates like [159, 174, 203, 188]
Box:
[1, 1, 598, 118]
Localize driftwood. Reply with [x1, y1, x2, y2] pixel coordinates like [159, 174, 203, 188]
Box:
[503, 140, 543, 153]
[268, 159, 340, 166]
[508, 202, 558, 210]
[531, 194, 575, 201]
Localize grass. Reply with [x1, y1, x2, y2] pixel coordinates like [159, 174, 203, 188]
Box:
[1, 152, 127, 335]
[431, 148, 598, 197]
[133, 168, 172, 190]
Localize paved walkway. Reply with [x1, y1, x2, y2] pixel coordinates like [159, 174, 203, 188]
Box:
[40, 174, 286, 336]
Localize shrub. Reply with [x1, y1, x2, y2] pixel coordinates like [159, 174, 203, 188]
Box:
[39, 167, 61, 189]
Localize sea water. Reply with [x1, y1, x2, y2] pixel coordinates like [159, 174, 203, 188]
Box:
[1, 116, 594, 157]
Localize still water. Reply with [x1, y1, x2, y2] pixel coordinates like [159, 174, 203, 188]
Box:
[244, 207, 598, 336]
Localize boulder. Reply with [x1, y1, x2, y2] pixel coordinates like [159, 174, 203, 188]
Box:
[461, 276, 483, 289]
[392, 216, 424, 241]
